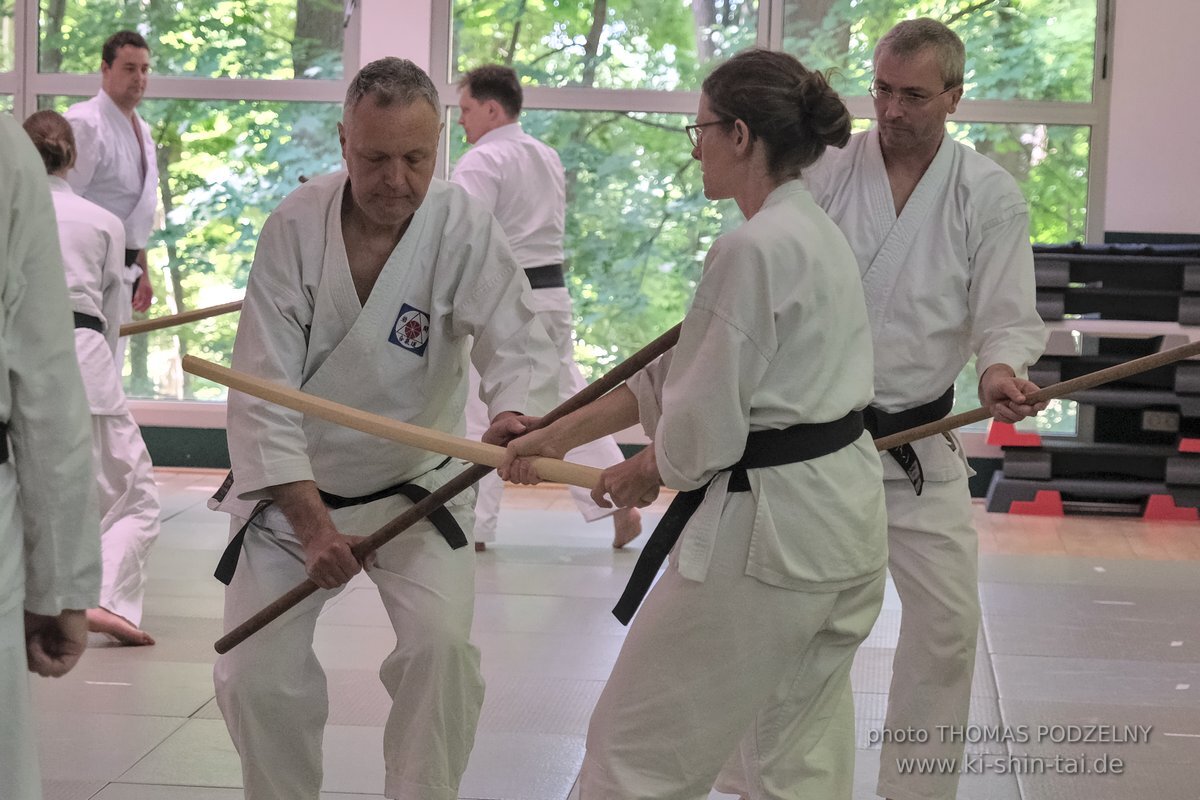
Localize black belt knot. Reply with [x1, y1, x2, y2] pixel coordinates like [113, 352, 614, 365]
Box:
[213, 458, 466, 585]
[0, 421, 8, 465]
[73, 312, 104, 333]
[611, 409, 865, 625]
[862, 385, 955, 496]
[524, 264, 565, 289]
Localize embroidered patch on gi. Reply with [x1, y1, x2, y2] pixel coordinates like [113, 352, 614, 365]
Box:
[388, 304, 431, 356]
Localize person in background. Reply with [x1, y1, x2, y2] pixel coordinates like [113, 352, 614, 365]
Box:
[24, 109, 160, 647]
[65, 29, 159, 368]
[453, 64, 641, 551]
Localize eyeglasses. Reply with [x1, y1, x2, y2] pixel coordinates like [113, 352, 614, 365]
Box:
[684, 119, 729, 148]
[869, 80, 961, 108]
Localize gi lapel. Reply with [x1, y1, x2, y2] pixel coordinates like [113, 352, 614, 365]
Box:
[859, 130, 954, 318]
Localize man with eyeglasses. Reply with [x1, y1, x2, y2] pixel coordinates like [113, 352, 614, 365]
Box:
[798, 18, 1045, 800]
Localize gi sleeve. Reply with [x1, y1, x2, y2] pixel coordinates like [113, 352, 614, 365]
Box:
[226, 205, 319, 497]
[450, 155, 501, 212]
[1, 122, 100, 616]
[101, 217, 127, 355]
[967, 188, 1046, 379]
[652, 237, 773, 491]
[65, 113, 102, 197]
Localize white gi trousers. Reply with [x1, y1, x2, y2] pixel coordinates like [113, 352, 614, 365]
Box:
[92, 411, 160, 627]
[213, 500, 483, 800]
[579, 492, 885, 800]
[466, 287, 623, 543]
[875, 471, 979, 800]
[0, 606, 42, 800]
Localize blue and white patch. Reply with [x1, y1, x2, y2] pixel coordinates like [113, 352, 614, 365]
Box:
[388, 304, 431, 356]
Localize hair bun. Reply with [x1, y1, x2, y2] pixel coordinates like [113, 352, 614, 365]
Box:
[794, 72, 851, 149]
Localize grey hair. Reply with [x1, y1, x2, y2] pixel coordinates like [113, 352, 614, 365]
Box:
[344, 57, 441, 117]
[874, 18, 966, 89]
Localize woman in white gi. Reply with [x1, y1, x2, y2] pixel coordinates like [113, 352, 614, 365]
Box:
[23, 111, 160, 646]
[502, 49, 888, 799]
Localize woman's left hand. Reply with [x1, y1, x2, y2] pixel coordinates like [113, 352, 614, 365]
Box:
[592, 446, 662, 509]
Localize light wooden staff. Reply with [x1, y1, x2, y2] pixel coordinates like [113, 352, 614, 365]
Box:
[875, 337, 1200, 451]
[207, 322, 682, 654]
[119, 300, 243, 337]
[183, 356, 602, 490]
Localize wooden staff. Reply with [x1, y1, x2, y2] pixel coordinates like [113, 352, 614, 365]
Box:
[875, 337, 1200, 451]
[183, 356, 603, 490]
[210, 322, 682, 654]
[119, 300, 243, 337]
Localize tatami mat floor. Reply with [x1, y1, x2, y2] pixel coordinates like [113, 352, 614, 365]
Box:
[30, 469, 1200, 799]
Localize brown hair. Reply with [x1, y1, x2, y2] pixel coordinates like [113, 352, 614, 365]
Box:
[875, 18, 966, 89]
[22, 110, 76, 174]
[458, 65, 523, 118]
[702, 49, 851, 180]
[102, 30, 150, 66]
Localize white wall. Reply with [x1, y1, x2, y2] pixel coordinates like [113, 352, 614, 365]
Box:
[359, 0, 432, 70]
[1104, 0, 1200, 236]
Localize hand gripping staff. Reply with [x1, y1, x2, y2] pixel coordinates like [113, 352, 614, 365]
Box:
[119, 300, 243, 337]
[186, 323, 682, 654]
[874, 337, 1200, 451]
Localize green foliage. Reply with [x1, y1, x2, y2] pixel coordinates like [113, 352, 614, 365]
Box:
[40, 1, 345, 398]
[452, 0, 758, 89]
[782, 0, 1096, 244]
[451, 0, 1099, 377]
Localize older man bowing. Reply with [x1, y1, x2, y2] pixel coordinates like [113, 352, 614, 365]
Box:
[210, 58, 558, 800]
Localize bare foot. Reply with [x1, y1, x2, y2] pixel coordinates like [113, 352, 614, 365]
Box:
[474, 541, 487, 553]
[612, 506, 642, 549]
[86, 608, 155, 646]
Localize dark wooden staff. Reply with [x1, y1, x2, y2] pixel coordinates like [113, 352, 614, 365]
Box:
[875, 337, 1200, 451]
[212, 323, 682, 654]
[119, 300, 243, 337]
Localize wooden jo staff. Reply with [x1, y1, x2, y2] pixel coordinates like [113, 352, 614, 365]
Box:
[119, 300, 244, 337]
[874, 336, 1200, 451]
[199, 323, 682, 654]
[183, 356, 605, 490]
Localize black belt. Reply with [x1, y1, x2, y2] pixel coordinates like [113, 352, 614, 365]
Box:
[612, 409, 865, 625]
[212, 460, 467, 585]
[862, 385, 955, 495]
[524, 264, 565, 289]
[124, 248, 140, 267]
[73, 312, 104, 333]
[0, 421, 8, 465]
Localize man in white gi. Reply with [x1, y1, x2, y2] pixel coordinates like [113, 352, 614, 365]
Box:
[24, 109, 160, 646]
[211, 58, 558, 800]
[453, 64, 641, 550]
[0, 113, 101, 800]
[66, 29, 159, 364]
[801, 19, 1047, 800]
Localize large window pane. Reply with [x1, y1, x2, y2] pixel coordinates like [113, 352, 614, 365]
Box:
[44, 96, 343, 401]
[449, 109, 736, 377]
[452, 0, 758, 90]
[40, 0, 344, 79]
[1, 3, 13, 72]
[947, 121, 1090, 244]
[782, 0, 1096, 101]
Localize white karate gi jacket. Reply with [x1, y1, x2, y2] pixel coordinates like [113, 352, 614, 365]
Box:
[627, 180, 887, 592]
[65, 91, 159, 251]
[220, 172, 558, 527]
[805, 130, 1046, 481]
[451, 122, 565, 269]
[0, 116, 100, 621]
[50, 176, 128, 415]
